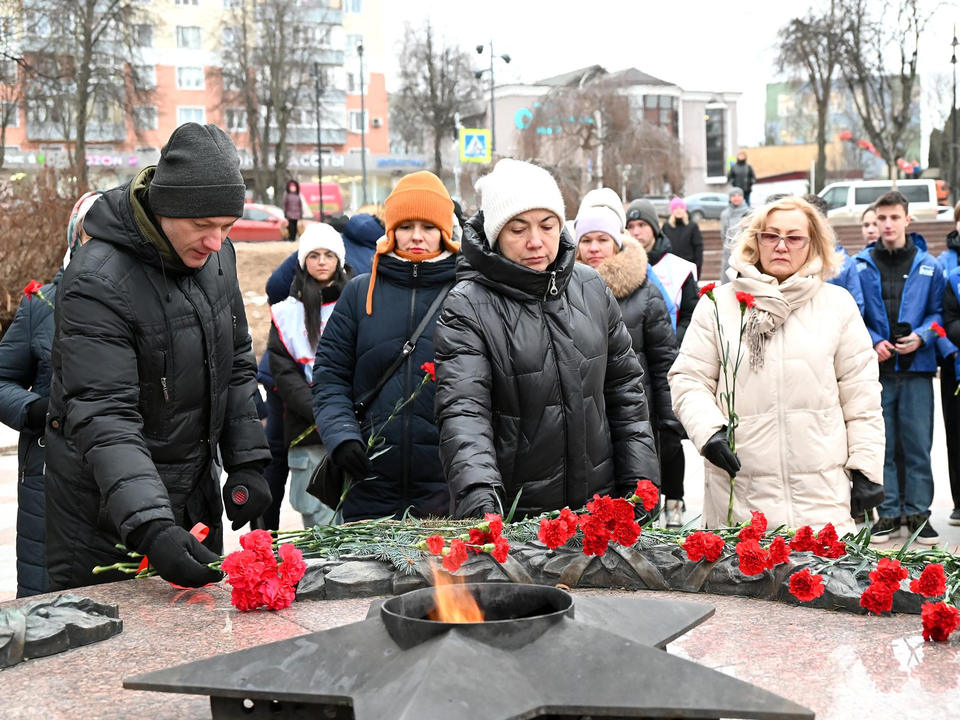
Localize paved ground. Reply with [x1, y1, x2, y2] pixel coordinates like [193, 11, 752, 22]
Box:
[1, 380, 958, 600]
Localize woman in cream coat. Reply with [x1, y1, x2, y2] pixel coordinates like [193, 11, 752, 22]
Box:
[669, 196, 884, 535]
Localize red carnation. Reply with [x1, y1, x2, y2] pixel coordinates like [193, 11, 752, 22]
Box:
[737, 511, 768, 543]
[631, 479, 660, 512]
[735, 291, 756, 309]
[537, 509, 579, 549]
[768, 536, 791, 565]
[221, 549, 266, 592]
[277, 543, 306, 586]
[683, 531, 725, 563]
[931, 322, 947, 339]
[585, 494, 642, 547]
[789, 568, 826, 602]
[420, 362, 436, 381]
[815, 523, 846, 559]
[921, 601, 960, 642]
[860, 583, 895, 615]
[259, 574, 297, 610]
[23, 280, 43, 297]
[910, 563, 947, 598]
[698, 282, 717, 299]
[735, 539, 772, 576]
[580, 514, 612, 556]
[869, 557, 908, 592]
[240, 529, 277, 569]
[490, 536, 510, 563]
[442, 538, 469, 572]
[425, 535, 445, 555]
[789, 526, 819, 553]
[230, 586, 263, 612]
[484, 513, 504, 538]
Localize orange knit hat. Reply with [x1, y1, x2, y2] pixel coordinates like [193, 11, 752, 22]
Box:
[383, 171, 455, 250]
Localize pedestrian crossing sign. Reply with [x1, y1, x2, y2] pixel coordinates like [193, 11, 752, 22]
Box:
[460, 128, 491, 163]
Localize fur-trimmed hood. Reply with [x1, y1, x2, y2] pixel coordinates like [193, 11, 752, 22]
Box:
[593, 234, 648, 299]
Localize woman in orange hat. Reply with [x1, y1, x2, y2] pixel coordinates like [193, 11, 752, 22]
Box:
[311, 171, 459, 521]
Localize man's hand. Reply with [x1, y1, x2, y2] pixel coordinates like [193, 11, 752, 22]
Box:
[874, 339, 895, 362]
[129, 520, 222, 587]
[895, 332, 922, 355]
[222, 469, 272, 531]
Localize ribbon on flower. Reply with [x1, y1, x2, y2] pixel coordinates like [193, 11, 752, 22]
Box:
[138, 522, 211, 588]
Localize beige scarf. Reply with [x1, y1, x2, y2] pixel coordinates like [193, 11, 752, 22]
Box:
[726, 255, 824, 370]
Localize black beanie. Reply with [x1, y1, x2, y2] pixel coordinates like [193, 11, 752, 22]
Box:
[147, 123, 246, 218]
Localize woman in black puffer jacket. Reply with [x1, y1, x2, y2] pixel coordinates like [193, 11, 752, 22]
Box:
[434, 160, 659, 520]
[575, 203, 686, 526]
[312, 171, 458, 521]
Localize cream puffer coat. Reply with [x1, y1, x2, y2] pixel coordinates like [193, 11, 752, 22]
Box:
[668, 262, 884, 536]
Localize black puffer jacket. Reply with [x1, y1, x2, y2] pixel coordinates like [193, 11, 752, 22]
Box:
[593, 237, 681, 437]
[660, 217, 704, 275]
[44, 168, 271, 590]
[0, 281, 56, 597]
[312, 251, 457, 521]
[434, 215, 659, 520]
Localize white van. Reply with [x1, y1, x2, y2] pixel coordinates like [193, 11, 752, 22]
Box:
[818, 179, 940, 223]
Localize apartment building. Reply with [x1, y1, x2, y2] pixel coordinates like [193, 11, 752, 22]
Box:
[0, 0, 404, 210]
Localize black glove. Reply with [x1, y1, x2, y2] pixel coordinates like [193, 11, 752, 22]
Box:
[658, 427, 683, 461]
[129, 520, 222, 588]
[222, 468, 273, 531]
[332, 440, 374, 480]
[702, 430, 741, 477]
[25, 398, 49, 431]
[850, 470, 885, 519]
[455, 487, 500, 520]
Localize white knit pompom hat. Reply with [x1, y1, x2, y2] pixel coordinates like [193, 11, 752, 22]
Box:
[475, 159, 566, 247]
[298, 222, 346, 269]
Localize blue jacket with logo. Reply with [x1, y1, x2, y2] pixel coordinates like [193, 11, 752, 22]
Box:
[855, 233, 945, 373]
[937, 232, 960, 359]
[946, 267, 960, 378]
[829, 246, 864, 316]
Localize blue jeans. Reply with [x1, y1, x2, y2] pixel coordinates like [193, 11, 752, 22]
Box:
[878, 375, 935, 517]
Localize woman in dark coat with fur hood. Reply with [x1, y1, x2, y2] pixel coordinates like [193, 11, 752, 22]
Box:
[575, 195, 686, 527]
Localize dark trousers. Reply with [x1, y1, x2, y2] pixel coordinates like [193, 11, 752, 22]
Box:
[942, 362, 960, 509]
[743, 190, 752, 206]
[261, 385, 289, 530]
[660, 445, 686, 501]
[287, 218, 299, 240]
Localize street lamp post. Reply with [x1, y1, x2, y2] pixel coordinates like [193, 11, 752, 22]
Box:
[952, 27, 958, 206]
[357, 39, 368, 205]
[312, 61, 325, 223]
[476, 41, 510, 159]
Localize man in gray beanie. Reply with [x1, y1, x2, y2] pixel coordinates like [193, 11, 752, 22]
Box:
[44, 123, 272, 591]
[719, 187, 751, 284]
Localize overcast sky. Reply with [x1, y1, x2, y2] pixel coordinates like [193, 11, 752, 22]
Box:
[382, 0, 959, 151]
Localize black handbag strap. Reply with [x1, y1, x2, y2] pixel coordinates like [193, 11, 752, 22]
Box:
[353, 281, 454, 416]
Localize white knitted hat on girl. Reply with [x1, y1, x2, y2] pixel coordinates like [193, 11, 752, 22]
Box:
[298, 222, 346, 269]
[475, 159, 566, 247]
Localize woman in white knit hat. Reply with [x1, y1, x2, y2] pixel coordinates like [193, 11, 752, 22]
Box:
[267, 223, 351, 527]
[434, 159, 660, 519]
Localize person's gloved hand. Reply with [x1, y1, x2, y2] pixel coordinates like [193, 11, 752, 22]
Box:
[850, 470, 885, 519]
[129, 520, 222, 587]
[702, 430, 741, 477]
[332, 440, 374, 480]
[25, 398, 49, 431]
[455, 487, 500, 520]
[222, 468, 272, 531]
[658, 427, 683, 461]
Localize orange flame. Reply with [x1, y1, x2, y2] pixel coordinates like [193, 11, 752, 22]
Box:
[427, 565, 484, 623]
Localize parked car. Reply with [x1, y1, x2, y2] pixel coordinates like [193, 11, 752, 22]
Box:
[643, 196, 672, 218]
[230, 203, 314, 242]
[683, 192, 730, 223]
[818, 179, 940, 224]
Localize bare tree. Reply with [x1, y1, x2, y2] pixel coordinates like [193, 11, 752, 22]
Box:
[388, 92, 426, 155]
[395, 22, 479, 175]
[17, 0, 155, 188]
[220, 0, 340, 202]
[776, 1, 842, 193]
[839, 0, 932, 181]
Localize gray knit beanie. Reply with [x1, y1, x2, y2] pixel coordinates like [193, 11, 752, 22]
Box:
[147, 123, 246, 218]
[625, 199, 661, 238]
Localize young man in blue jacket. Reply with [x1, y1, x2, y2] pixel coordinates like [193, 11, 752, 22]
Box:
[856, 191, 946, 544]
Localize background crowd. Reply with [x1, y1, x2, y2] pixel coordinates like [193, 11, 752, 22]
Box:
[1, 123, 958, 596]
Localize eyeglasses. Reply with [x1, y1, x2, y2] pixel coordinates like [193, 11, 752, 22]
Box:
[757, 232, 810, 249]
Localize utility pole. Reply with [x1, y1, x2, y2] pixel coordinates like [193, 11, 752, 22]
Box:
[476, 41, 510, 159]
[358, 38, 368, 205]
[312, 61, 325, 223]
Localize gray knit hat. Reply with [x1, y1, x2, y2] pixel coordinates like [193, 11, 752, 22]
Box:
[147, 123, 246, 218]
[625, 199, 661, 238]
